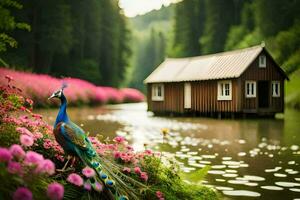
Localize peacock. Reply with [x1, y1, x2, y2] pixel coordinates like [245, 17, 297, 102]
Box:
[48, 83, 147, 200]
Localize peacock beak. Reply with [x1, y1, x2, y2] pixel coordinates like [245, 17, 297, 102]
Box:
[48, 94, 55, 100]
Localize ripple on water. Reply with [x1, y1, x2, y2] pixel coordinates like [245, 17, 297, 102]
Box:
[228, 165, 240, 169]
[188, 163, 206, 168]
[261, 186, 284, 191]
[243, 175, 265, 181]
[265, 167, 282, 173]
[211, 165, 226, 169]
[291, 145, 299, 151]
[222, 161, 240, 166]
[238, 152, 246, 157]
[274, 173, 287, 177]
[223, 173, 238, 178]
[290, 188, 300, 192]
[288, 161, 296, 165]
[223, 190, 261, 197]
[228, 180, 248, 185]
[202, 154, 216, 159]
[295, 178, 300, 182]
[222, 157, 232, 160]
[187, 151, 198, 155]
[275, 182, 300, 187]
[208, 170, 225, 175]
[215, 179, 226, 182]
[215, 186, 234, 191]
[244, 182, 258, 187]
[226, 169, 237, 173]
[199, 160, 211, 164]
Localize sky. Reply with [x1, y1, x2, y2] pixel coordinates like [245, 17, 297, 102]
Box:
[119, 0, 179, 17]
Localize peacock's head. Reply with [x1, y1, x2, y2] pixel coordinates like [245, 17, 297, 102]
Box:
[48, 82, 67, 100]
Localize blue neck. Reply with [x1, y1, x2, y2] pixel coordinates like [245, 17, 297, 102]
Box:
[54, 94, 69, 127]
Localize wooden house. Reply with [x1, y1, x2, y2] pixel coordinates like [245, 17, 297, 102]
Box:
[144, 45, 289, 117]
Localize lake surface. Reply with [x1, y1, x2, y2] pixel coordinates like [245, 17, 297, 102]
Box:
[38, 103, 300, 200]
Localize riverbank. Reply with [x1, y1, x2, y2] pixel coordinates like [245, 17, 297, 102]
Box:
[0, 77, 218, 199]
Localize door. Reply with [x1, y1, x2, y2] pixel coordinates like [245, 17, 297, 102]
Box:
[184, 83, 191, 109]
[258, 81, 269, 108]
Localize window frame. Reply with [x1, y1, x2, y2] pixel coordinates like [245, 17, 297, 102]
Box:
[271, 81, 280, 98]
[245, 81, 256, 98]
[217, 80, 232, 101]
[259, 55, 266, 68]
[151, 83, 164, 101]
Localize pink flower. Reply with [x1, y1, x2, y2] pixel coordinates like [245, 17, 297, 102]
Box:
[24, 151, 44, 165]
[113, 136, 125, 143]
[144, 149, 153, 155]
[114, 151, 121, 159]
[94, 182, 103, 192]
[156, 191, 164, 199]
[67, 173, 83, 186]
[122, 167, 131, 173]
[82, 166, 95, 178]
[32, 113, 42, 119]
[34, 132, 43, 139]
[0, 147, 12, 162]
[16, 127, 33, 137]
[126, 145, 134, 151]
[47, 182, 64, 200]
[7, 161, 22, 174]
[26, 98, 33, 105]
[20, 134, 34, 147]
[9, 144, 25, 159]
[84, 182, 91, 191]
[13, 187, 33, 200]
[140, 172, 148, 182]
[5, 75, 13, 82]
[36, 159, 55, 175]
[134, 166, 141, 175]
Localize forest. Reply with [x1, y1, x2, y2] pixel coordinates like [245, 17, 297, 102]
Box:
[0, 0, 131, 87]
[1, 0, 300, 108]
[129, 0, 300, 109]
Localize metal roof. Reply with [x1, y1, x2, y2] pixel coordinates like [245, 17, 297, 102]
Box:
[144, 45, 265, 83]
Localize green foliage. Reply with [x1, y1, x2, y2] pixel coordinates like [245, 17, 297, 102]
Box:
[171, 0, 205, 57]
[0, 162, 52, 200]
[130, 28, 167, 92]
[200, 0, 242, 54]
[286, 69, 300, 109]
[0, 0, 30, 52]
[2, 0, 131, 87]
[71, 60, 101, 84]
[142, 156, 218, 200]
[0, 123, 20, 147]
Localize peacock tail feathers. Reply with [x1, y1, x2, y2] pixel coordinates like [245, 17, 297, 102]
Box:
[74, 142, 148, 200]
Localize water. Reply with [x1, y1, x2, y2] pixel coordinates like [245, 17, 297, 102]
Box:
[38, 103, 300, 200]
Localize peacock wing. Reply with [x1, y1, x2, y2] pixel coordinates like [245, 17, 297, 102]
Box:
[62, 122, 88, 149]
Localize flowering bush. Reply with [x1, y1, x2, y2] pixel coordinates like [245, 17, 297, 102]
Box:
[0, 76, 217, 200]
[0, 68, 144, 107]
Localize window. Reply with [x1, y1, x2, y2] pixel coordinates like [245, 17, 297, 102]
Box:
[152, 84, 164, 101]
[217, 80, 232, 101]
[259, 55, 266, 68]
[272, 81, 280, 97]
[245, 81, 256, 98]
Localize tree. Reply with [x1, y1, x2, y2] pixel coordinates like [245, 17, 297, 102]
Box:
[0, 0, 29, 53]
[200, 0, 240, 54]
